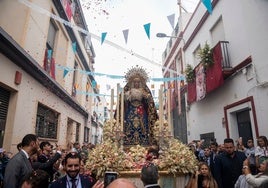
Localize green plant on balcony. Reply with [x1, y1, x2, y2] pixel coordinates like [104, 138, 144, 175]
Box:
[184, 64, 195, 83]
[198, 43, 214, 68]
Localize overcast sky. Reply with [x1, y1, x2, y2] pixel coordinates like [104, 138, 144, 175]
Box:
[81, 0, 199, 97]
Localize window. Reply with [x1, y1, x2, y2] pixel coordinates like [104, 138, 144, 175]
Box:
[75, 123, 80, 142]
[210, 16, 225, 46]
[200, 132, 215, 147]
[36, 104, 58, 139]
[84, 126, 90, 143]
[0, 86, 10, 147]
[72, 61, 78, 96]
[193, 44, 201, 66]
[44, 20, 58, 76]
[176, 54, 183, 74]
[86, 81, 90, 101]
[94, 135, 98, 145]
[47, 20, 57, 50]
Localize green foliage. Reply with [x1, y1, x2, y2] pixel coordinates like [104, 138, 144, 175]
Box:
[198, 43, 214, 68]
[185, 64, 195, 83]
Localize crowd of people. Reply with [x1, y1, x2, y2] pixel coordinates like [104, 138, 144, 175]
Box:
[0, 134, 161, 188]
[0, 134, 268, 187]
[186, 136, 268, 188]
[0, 134, 101, 188]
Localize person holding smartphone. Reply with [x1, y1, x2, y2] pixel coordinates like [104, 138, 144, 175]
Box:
[186, 162, 218, 188]
[104, 172, 118, 188]
[244, 138, 257, 175]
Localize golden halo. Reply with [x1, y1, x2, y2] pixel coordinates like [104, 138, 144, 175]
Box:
[125, 65, 149, 84]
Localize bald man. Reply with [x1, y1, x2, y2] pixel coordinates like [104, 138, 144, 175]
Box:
[106, 178, 137, 188]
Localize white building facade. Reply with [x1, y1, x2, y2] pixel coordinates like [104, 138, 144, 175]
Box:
[0, 0, 102, 153]
[162, 0, 268, 145]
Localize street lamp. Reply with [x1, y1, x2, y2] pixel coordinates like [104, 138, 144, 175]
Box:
[156, 32, 182, 39]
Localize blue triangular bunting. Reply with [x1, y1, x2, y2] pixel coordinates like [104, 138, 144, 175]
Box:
[202, 0, 212, 14]
[101, 32, 107, 45]
[63, 68, 69, 78]
[47, 49, 52, 59]
[143, 23, 151, 40]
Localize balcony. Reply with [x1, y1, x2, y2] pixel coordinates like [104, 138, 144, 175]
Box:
[187, 40, 231, 103]
[219, 40, 252, 79]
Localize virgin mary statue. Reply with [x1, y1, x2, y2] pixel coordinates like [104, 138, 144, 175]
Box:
[120, 66, 158, 146]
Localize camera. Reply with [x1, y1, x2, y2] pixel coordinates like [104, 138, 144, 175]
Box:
[104, 171, 118, 187]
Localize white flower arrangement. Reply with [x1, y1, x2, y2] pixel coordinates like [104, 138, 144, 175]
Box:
[85, 119, 198, 178]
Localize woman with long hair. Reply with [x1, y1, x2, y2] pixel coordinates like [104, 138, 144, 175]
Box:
[186, 162, 218, 188]
[255, 136, 268, 168]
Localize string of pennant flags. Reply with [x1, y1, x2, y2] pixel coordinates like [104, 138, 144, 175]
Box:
[57, 64, 185, 82]
[18, 0, 213, 45]
[58, 63, 184, 97]
[89, 0, 212, 45]
[58, 60, 182, 98]
[94, 1, 212, 45]
[19, 0, 212, 73]
[99, 0, 213, 45]
[19, 0, 212, 99]
[74, 88, 174, 100]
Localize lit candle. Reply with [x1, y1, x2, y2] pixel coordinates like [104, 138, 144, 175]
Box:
[116, 84, 120, 128]
[110, 89, 114, 120]
[120, 89, 124, 132]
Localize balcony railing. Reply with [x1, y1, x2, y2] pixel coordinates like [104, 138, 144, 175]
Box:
[214, 41, 231, 69]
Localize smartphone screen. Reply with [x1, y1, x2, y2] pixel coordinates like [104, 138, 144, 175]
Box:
[104, 171, 118, 188]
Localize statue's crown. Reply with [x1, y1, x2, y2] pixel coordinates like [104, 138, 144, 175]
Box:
[125, 65, 149, 83]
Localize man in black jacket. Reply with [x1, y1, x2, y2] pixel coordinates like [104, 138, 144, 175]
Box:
[36, 141, 61, 182]
[214, 138, 247, 188]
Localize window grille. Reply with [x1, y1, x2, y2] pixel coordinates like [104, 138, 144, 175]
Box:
[35, 104, 58, 139]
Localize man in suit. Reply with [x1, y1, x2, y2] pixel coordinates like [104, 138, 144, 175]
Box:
[3, 134, 39, 188]
[140, 163, 161, 188]
[50, 152, 104, 188]
[214, 138, 247, 188]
